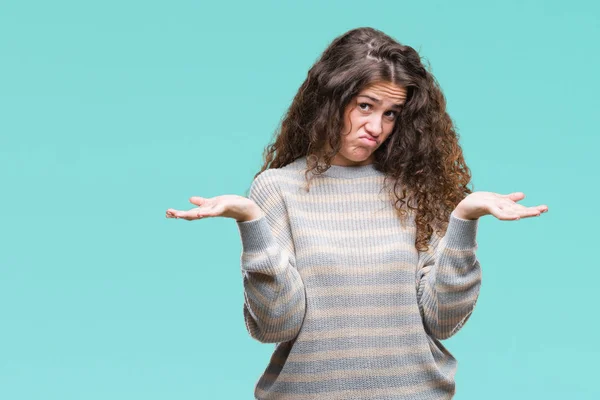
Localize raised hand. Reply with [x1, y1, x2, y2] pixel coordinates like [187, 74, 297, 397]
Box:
[453, 191, 549, 221]
[165, 195, 264, 222]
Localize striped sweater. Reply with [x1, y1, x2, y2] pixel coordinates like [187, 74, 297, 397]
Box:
[236, 156, 482, 400]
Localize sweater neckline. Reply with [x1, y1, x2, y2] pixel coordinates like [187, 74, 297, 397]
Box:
[297, 156, 384, 179]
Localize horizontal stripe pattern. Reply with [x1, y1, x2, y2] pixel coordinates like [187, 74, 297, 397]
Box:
[237, 156, 481, 399]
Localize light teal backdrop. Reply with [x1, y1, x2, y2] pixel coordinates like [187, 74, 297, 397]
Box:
[1, 0, 597, 399]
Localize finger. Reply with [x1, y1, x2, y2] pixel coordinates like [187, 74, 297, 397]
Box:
[166, 209, 180, 218]
[176, 208, 217, 221]
[189, 197, 207, 206]
[503, 192, 525, 202]
[528, 206, 549, 217]
[517, 202, 548, 216]
[176, 211, 199, 221]
[192, 205, 222, 219]
[522, 208, 542, 218]
[507, 203, 542, 218]
[514, 205, 547, 219]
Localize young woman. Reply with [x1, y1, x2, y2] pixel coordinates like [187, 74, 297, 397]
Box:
[166, 27, 548, 400]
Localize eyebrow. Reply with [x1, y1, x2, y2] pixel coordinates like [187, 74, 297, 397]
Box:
[357, 94, 404, 109]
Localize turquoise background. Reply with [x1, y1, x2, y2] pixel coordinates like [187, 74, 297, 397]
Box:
[1, 0, 597, 398]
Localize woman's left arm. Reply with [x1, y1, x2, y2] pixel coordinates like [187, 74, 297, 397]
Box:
[416, 191, 549, 340]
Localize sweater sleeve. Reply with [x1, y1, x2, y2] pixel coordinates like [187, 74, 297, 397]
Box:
[236, 171, 307, 344]
[415, 211, 482, 340]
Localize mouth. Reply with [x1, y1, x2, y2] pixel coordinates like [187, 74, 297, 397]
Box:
[360, 135, 377, 145]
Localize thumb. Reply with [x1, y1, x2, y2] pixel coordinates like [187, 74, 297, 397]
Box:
[189, 196, 207, 206]
[505, 192, 525, 201]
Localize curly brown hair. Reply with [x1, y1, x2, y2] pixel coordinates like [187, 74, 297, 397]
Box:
[253, 27, 474, 252]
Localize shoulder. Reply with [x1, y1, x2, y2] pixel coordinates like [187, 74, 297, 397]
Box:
[251, 159, 306, 194]
[249, 165, 306, 216]
[250, 169, 283, 194]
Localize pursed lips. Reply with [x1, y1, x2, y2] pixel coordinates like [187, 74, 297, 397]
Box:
[361, 135, 377, 144]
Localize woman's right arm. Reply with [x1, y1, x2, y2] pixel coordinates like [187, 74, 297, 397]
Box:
[236, 171, 307, 344]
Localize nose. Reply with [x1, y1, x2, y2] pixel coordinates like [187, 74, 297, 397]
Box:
[365, 114, 383, 137]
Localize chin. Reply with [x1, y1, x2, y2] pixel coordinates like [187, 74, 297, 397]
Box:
[336, 151, 374, 166]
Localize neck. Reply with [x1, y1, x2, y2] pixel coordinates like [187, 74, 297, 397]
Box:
[299, 156, 384, 179]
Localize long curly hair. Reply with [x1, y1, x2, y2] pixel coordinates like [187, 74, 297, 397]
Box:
[253, 27, 474, 252]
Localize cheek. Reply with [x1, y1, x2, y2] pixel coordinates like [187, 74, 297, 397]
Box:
[381, 125, 395, 140]
[346, 110, 363, 130]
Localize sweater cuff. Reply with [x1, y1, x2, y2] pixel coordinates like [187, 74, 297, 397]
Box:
[445, 212, 479, 250]
[236, 214, 277, 254]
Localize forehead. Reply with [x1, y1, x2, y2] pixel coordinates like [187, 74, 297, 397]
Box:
[359, 81, 407, 103]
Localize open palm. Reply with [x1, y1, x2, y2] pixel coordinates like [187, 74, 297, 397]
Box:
[165, 195, 255, 221]
[455, 191, 549, 221]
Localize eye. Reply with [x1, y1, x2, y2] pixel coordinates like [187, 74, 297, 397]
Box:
[384, 110, 398, 119]
[358, 103, 398, 120]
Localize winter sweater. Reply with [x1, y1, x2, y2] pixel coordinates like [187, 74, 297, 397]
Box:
[236, 156, 482, 400]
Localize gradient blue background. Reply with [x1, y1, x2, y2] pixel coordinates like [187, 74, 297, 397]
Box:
[1, 0, 597, 398]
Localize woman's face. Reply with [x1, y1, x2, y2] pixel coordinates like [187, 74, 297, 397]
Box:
[331, 81, 407, 166]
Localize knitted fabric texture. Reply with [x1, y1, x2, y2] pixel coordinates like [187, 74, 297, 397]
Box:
[236, 156, 482, 400]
